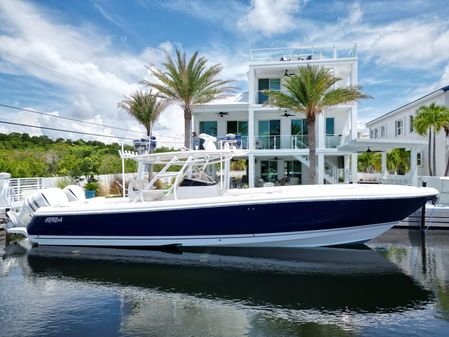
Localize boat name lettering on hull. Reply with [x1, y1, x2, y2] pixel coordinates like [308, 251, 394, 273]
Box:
[45, 217, 63, 224]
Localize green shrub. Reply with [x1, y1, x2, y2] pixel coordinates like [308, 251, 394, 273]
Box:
[84, 181, 99, 192]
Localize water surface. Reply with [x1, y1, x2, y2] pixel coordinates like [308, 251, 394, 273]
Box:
[1, 229, 449, 336]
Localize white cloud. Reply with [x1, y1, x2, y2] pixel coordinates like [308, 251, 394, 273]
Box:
[238, 0, 305, 37]
[0, 0, 183, 146]
[439, 63, 449, 86]
[93, 2, 128, 30]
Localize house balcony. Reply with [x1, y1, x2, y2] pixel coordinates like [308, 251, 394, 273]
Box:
[249, 44, 357, 65]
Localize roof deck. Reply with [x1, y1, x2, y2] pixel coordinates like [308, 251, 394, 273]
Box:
[249, 44, 357, 64]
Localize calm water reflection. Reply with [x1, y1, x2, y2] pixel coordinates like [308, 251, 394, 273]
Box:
[1, 229, 449, 336]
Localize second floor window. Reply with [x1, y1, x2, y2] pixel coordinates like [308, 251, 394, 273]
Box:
[381, 125, 386, 138]
[258, 78, 281, 104]
[326, 117, 335, 136]
[395, 119, 404, 136]
[409, 115, 414, 133]
[199, 121, 217, 137]
[291, 119, 307, 135]
[374, 128, 379, 139]
[227, 121, 248, 135]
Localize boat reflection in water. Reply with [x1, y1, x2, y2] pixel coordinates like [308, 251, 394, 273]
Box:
[27, 245, 431, 314]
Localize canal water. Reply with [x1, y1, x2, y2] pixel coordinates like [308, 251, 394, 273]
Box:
[1, 229, 449, 337]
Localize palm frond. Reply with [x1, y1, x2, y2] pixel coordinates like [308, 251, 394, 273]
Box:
[118, 90, 168, 136]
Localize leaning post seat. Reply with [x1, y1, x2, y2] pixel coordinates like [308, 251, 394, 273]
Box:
[63, 185, 86, 202]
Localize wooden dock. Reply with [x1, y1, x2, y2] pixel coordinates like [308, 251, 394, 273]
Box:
[397, 205, 449, 229]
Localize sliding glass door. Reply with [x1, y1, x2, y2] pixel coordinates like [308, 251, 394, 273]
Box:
[258, 120, 280, 149]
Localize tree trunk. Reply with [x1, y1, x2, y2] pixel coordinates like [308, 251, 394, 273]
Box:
[184, 106, 192, 149]
[307, 117, 317, 184]
[428, 128, 433, 176]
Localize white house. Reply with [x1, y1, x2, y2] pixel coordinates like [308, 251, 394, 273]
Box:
[366, 85, 449, 177]
[192, 45, 360, 187]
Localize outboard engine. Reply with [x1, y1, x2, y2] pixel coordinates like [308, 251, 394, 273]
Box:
[63, 185, 86, 202]
[7, 188, 68, 227]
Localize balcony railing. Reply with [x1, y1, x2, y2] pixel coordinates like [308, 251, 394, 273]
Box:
[255, 135, 308, 150]
[200, 134, 344, 150]
[250, 45, 357, 64]
[325, 135, 343, 148]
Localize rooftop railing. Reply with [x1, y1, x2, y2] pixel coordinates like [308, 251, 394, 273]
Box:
[250, 44, 357, 64]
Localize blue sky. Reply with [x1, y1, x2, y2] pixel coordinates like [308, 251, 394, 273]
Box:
[0, 0, 448, 145]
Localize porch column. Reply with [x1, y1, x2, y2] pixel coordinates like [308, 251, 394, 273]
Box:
[381, 152, 387, 179]
[248, 108, 255, 150]
[248, 154, 255, 188]
[344, 155, 350, 183]
[277, 160, 284, 181]
[351, 153, 358, 184]
[317, 153, 324, 184]
[317, 113, 325, 149]
[410, 148, 418, 186]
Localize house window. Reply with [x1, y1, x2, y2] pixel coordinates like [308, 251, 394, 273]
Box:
[395, 119, 404, 136]
[409, 115, 414, 133]
[374, 128, 379, 139]
[199, 121, 217, 137]
[285, 160, 302, 182]
[417, 152, 422, 166]
[291, 119, 308, 147]
[258, 120, 280, 149]
[227, 121, 248, 148]
[261, 160, 278, 182]
[370, 129, 374, 139]
[326, 117, 335, 136]
[258, 78, 281, 104]
[227, 121, 248, 135]
[381, 125, 386, 138]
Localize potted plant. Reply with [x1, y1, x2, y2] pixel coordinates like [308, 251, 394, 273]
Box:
[84, 180, 99, 199]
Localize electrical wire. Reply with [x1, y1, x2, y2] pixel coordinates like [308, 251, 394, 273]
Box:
[0, 102, 185, 140]
[0, 51, 185, 141]
[0, 103, 145, 135]
[0, 119, 182, 144]
[0, 119, 135, 140]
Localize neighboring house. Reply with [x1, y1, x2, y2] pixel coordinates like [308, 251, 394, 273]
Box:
[366, 85, 449, 177]
[192, 45, 359, 187]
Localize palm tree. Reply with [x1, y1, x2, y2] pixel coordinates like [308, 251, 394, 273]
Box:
[265, 65, 370, 184]
[141, 49, 234, 148]
[118, 89, 168, 138]
[358, 152, 381, 173]
[413, 103, 449, 176]
[387, 148, 410, 174]
[118, 90, 168, 178]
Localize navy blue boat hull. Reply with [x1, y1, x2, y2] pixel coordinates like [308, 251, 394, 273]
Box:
[27, 196, 429, 239]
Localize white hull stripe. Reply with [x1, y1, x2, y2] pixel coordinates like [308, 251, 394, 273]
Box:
[28, 222, 397, 248]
